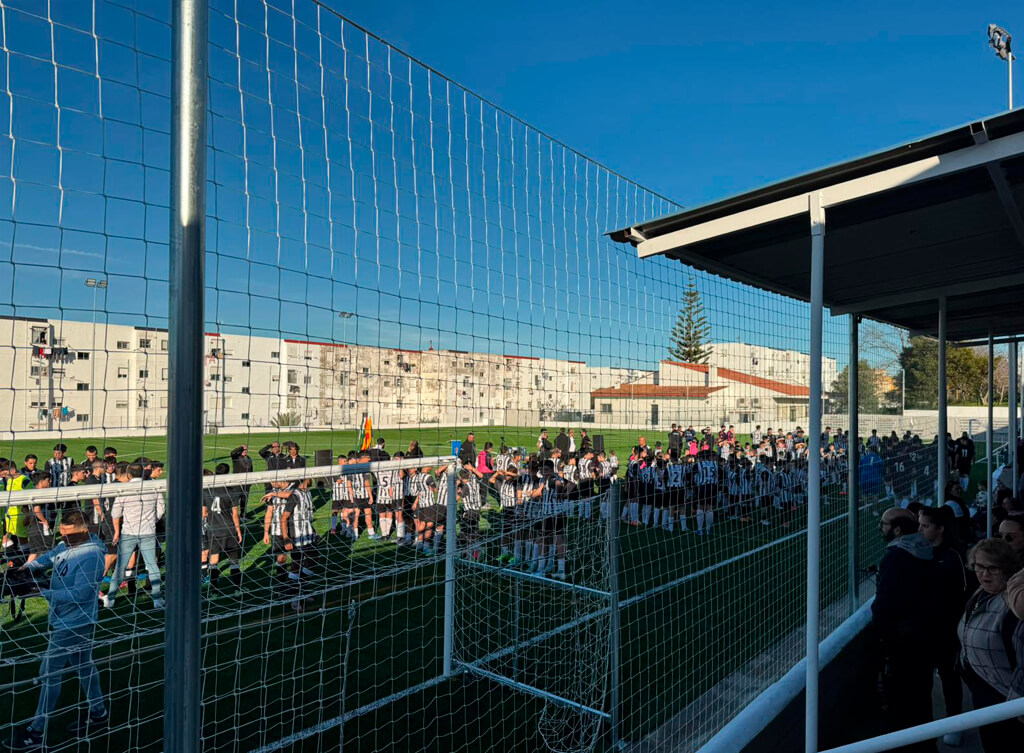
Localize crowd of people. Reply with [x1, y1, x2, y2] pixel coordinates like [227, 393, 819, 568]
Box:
[2, 425, 1022, 750]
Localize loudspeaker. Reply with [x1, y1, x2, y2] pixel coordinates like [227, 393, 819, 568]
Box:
[314, 449, 333, 468]
[593, 434, 605, 454]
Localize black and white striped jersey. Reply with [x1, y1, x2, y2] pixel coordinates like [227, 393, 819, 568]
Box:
[694, 460, 719, 487]
[348, 472, 372, 500]
[461, 472, 484, 511]
[46, 456, 75, 487]
[375, 469, 403, 502]
[333, 475, 352, 503]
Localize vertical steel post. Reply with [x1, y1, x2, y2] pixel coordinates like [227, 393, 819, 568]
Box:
[847, 315, 859, 616]
[1011, 342, 1019, 497]
[937, 298, 947, 503]
[89, 285, 97, 430]
[47, 324, 55, 431]
[166, 2, 207, 753]
[987, 333, 995, 537]
[806, 193, 825, 753]
[443, 461, 457, 677]
[608, 482, 622, 748]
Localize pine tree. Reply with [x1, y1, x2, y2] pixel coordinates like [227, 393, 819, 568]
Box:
[667, 276, 713, 364]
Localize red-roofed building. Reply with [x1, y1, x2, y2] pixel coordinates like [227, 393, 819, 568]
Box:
[591, 359, 813, 429]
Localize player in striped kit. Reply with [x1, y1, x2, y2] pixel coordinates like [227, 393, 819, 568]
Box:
[651, 456, 668, 529]
[755, 457, 776, 527]
[538, 460, 568, 579]
[44, 444, 75, 488]
[693, 450, 719, 535]
[459, 462, 486, 558]
[412, 465, 445, 555]
[350, 452, 377, 540]
[375, 452, 404, 540]
[665, 451, 685, 532]
[329, 454, 354, 538]
[261, 479, 318, 612]
[494, 449, 521, 565]
[577, 449, 596, 520]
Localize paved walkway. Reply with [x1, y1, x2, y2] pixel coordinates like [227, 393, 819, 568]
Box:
[932, 674, 983, 753]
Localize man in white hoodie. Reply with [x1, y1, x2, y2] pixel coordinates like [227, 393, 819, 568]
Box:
[9, 510, 108, 751]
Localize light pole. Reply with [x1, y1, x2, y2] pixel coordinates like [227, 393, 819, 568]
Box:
[989, 24, 1014, 109]
[339, 311, 355, 427]
[84, 278, 108, 431]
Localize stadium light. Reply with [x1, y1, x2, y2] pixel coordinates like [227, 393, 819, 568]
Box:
[988, 23, 1014, 108]
[84, 278, 108, 430]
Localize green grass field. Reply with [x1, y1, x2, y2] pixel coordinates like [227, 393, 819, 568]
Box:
[0, 426, 912, 752]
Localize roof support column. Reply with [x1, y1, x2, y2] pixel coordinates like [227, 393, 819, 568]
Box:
[806, 194, 825, 753]
[938, 298, 947, 504]
[847, 315, 859, 617]
[987, 332, 994, 537]
[1010, 342, 1018, 497]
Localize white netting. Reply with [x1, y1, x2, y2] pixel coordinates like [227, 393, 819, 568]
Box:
[0, 2, 1007, 753]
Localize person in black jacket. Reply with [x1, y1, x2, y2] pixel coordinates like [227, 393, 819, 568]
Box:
[458, 434, 476, 467]
[554, 429, 570, 458]
[872, 508, 939, 752]
[406, 440, 424, 459]
[917, 506, 970, 747]
[230, 445, 255, 518]
[281, 441, 306, 470]
[258, 442, 285, 499]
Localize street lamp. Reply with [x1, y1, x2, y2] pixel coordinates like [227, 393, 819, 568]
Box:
[84, 278, 108, 431]
[988, 23, 1014, 109]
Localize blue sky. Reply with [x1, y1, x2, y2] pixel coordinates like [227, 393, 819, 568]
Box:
[2, 0, 1016, 375]
[332, 0, 1023, 204]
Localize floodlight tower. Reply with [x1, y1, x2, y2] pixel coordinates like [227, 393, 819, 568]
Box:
[988, 24, 1014, 109]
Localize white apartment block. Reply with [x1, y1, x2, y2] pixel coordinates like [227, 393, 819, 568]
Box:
[0, 315, 838, 436]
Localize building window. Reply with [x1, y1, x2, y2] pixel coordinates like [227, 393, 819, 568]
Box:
[242, 360, 251, 367]
[362, 390, 369, 396]
[30, 326, 48, 345]
[383, 380, 390, 387]
[138, 398, 149, 408]
[76, 383, 89, 391]
[77, 414, 89, 423]
[30, 365, 45, 377]
[161, 368, 168, 380]
[396, 400, 403, 407]
[271, 374, 279, 382]
[349, 402, 355, 407]
[139, 369, 149, 379]
[241, 412, 250, 420]
[138, 338, 151, 348]
[384, 360, 390, 365]
[241, 386, 250, 394]
[211, 373, 220, 381]
[601, 404, 613, 414]
[116, 341, 129, 350]
[270, 351, 280, 359]
[161, 339, 168, 350]
[77, 352, 90, 360]
[303, 376, 311, 385]
[362, 367, 369, 374]
[115, 401, 128, 409]
[287, 370, 297, 385]
[160, 396, 169, 408]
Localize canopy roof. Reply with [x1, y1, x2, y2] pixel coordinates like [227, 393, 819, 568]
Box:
[609, 109, 1024, 342]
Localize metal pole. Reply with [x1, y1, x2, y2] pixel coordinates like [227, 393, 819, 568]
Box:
[608, 482, 622, 747]
[166, 2, 207, 752]
[938, 298, 947, 503]
[1010, 53, 1014, 110]
[847, 316, 859, 616]
[221, 335, 226, 430]
[1011, 343, 1018, 497]
[987, 332, 994, 537]
[805, 193, 825, 753]
[47, 323, 55, 431]
[443, 461, 457, 677]
[89, 285, 97, 431]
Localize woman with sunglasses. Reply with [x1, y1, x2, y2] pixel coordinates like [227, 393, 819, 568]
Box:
[957, 538, 1024, 751]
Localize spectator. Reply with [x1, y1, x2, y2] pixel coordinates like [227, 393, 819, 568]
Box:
[406, 440, 424, 459]
[943, 482, 974, 544]
[460, 433, 477, 466]
[954, 432, 975, 491]
[369, 439, 389, 463]
[996, 513, 1024, 559]
[21, 454, 38, 476]
[567, 429, 577, 458]
[579, 429, 593, 454]
[872, 508, 938, 751]
[859, 445, 884, 503]
[10, 511, 108, 750]
[102, 464, 165, 610]
[958, 538, 1024, 751]
[230, 445, 254, 475]
[282, 441, 307, 470]
[554, 429, 569, 458]
[537, 430, 552, 461]
[917, 506, 969, 746]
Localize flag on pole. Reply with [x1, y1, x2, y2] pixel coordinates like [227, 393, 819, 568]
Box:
[360, 416, 372, 451]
